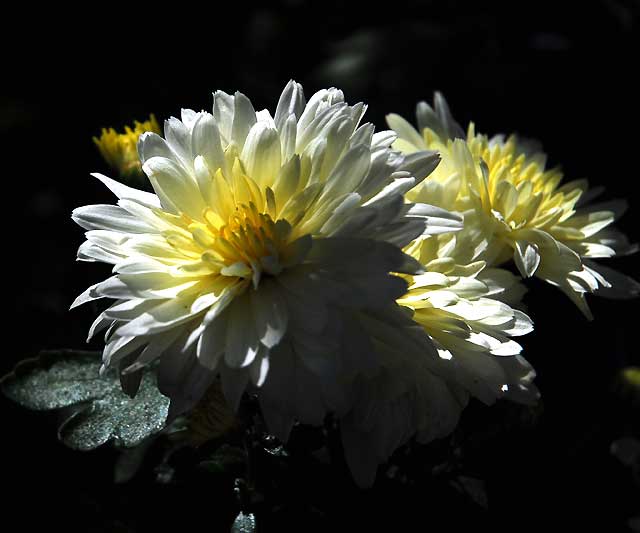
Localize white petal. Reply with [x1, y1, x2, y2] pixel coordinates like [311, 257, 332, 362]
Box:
[231, 91, 257, 148]
[363, 175, 415, 205]
[103, 298, 157, 320]
[191, 112, 226, 175]
[273, 155, 301, 205]
[197, 311, 228, 370]
[115, 298, 200, 337]
[320, 144, 371, 200]
[398, 150, 440, 184]
[77, 241, 124, 264]
[274, 80, 305, 131]
[180, 108, 200, 128]
[143, 156, 206, 219]
[279, 114, 298, 162]
[513, 240, 541, 278]
[86, 312, 112, 342]
[406, 203, 464, 233]
[90, 173, 160, 208]
[122, 327, 183, 374]
[372, 130, 397, 148]
[249, 352, 270, 387]
[163, 117, 192, 169]
[103, 334, 148, 367]
[70, 282, 104, 309]
[386, 113, 425, 149]
[224, 295, 260, 368]
[241, 122, 281, 188]
[202, 281, 246, 325]
[212, 90, 234, 144]
[250, 280, 289, 349]
[137, 132, 174, 164]
[72, 204, 152, 233]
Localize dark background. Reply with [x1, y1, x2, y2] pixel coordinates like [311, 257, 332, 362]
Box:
[2, 1, 639, 531]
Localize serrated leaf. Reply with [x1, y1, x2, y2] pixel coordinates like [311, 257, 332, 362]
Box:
[1, 349, 169, 450]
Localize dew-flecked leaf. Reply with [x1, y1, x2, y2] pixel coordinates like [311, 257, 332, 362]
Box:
[1, 349, 169, 450]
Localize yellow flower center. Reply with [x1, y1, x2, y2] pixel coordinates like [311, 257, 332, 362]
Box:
[466, 130, 581, 234]
[158, 199, 302, 290]
[147, 151, 317, 291]
[199, 202, 292, 279]
[419, 123, 587, 245]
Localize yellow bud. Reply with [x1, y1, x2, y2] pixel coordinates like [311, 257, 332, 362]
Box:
[93, 114, 160, 179]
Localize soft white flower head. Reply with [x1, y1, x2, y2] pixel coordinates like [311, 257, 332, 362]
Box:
[71, 82, 463, 446]
[339, 233, 537, 487]
[387, 94, 639, 318]
[399, 236, 537, 404]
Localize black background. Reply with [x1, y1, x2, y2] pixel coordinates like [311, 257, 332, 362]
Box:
[2, 2, 639, 531]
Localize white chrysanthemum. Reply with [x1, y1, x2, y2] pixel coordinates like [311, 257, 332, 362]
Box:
[399, 236, 537, 404]
[339, 234, 537, 487]
[387, 94, 639, 318]
[71, 82, 463, 443]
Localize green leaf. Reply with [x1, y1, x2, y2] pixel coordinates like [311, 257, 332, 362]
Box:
[1, 349, 169, 450]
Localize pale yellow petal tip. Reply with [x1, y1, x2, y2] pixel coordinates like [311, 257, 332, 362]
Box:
[94, 114, 161, 179]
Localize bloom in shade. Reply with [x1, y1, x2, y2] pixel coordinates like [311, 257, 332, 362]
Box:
[399, 235, 537, 405]
[339, 233, 537, 487]
[387, 94, 639, 318]
[94, 114, 161, 178]
[71, 82, 463, 448]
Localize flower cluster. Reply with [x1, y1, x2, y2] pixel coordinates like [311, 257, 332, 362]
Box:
[73, 83, 637, 487]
